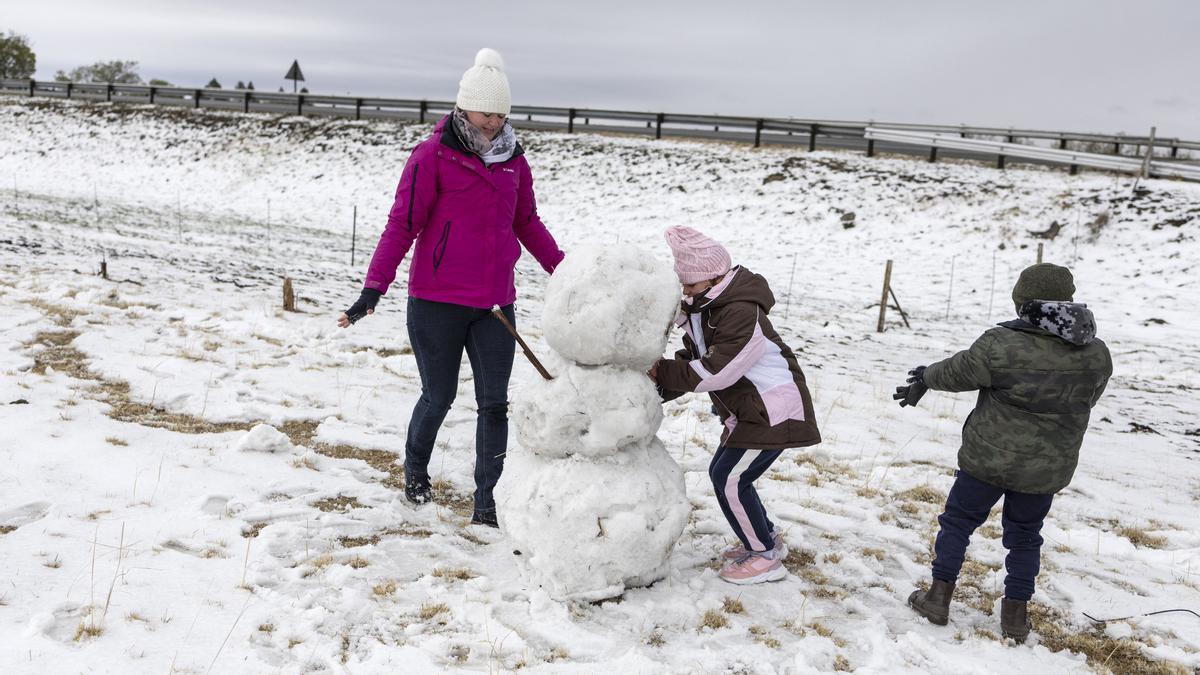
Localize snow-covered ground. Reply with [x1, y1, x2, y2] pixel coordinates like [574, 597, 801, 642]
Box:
[1, 98, 1199, 674]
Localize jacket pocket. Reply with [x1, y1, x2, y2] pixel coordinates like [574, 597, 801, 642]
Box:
[722, 388, 770, 426]
[432, 220, 452, 273]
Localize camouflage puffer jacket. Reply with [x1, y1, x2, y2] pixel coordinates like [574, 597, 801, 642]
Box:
[922, 301, 1113, 494]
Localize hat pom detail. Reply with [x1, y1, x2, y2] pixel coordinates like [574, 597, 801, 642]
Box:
[474, 48, 505, 71]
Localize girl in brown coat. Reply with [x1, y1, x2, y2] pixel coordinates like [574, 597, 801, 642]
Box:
[652, 226, 820, 585]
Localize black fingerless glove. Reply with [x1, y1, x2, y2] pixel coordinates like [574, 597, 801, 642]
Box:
[893, 366, 928, 408]
[345, 288, 382, 324]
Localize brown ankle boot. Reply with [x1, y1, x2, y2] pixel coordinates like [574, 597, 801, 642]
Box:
[1001, 598, 1032, 643]
[907, 579, 955, 626]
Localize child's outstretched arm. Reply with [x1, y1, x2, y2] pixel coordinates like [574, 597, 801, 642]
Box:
[922, 333, 996, 393]
[656, 304, 765, 395]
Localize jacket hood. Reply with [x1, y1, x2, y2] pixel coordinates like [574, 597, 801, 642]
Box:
[1000, 300, 1097, 346]
[684, 266, 776, 314]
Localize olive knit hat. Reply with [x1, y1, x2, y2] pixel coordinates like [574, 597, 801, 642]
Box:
[1012, 263, 1075, 312]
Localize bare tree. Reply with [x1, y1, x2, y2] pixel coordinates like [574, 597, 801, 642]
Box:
[55, 60, 143, 84]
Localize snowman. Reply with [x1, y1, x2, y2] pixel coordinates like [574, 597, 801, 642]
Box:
[496, 244, 690, 601]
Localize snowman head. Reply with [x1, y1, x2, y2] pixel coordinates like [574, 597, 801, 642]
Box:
[542, 245, 680, 368]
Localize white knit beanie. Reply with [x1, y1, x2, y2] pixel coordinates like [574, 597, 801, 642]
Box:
[456, 48, 511, 115]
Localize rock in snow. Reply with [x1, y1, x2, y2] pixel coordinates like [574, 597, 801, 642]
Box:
[499, 244, 690, 600]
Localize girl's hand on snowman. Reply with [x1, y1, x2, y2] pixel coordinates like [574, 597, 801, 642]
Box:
[647, 359, 661, 383]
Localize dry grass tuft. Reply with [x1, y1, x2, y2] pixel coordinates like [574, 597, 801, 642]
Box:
[722, 596, 745, 614]
[345, 556, 369, 569]
[861, 547, 886, 561]
[372, 580, 398, 597]
[548, 647, 570, 662]
[73, 622, 103, 641]
[432, 567, 476, 581]
[833, 655, 852, 672]
[646, 628, 666, 647]
[749, 624, 781, 649]
[258, 623, 275, 633]
[0, 526, 16, 535]
[419, 602, 450, 621]
[784, 549, 817, 570]
[104, 437, 128, 446]
[896, 484, 945, 505]
[27, 299, 80, 327]
[94, 379, 247, 435]
[699, 609, 729, 630]
[1116, 526, 1167, 550]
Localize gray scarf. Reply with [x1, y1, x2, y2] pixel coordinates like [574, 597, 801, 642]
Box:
[451, 108, 517, 166]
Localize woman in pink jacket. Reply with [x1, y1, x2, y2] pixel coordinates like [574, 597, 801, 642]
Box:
[337, 48, 564, 527]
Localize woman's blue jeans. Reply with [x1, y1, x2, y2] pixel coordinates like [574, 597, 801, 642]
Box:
[404, 297, 515, 517]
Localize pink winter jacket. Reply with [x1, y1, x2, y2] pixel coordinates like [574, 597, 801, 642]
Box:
[364, 116, 564, 308]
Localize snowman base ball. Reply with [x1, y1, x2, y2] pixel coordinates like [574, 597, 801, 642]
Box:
[497, 439, 690, 601]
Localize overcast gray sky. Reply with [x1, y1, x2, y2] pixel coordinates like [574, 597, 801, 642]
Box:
[8, 1, 1199, 138]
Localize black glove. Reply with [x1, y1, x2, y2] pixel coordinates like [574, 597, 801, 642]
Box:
[893, 366, 928, 408]
[344, 288, 382, 324]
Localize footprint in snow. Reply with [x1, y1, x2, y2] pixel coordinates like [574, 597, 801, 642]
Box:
[0, 501, 52, 531]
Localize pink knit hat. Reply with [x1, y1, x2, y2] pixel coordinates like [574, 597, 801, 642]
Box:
[664, 226, 732, 284]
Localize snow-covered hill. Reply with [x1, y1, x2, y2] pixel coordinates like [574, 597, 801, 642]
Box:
[1, 98, 1198, 674]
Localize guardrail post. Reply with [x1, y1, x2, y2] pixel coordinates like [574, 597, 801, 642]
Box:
[1170, 144, 1178, 159]
[355, 98, 362, 120]
[866, 138, 875, 157]
[568, 108, 576, 134]
[29, 79, 35, 96]
[149, 86, 155, 104]
[1069, 164, 1078, 176]
[106, 84, 113, 102]
[1058, 137, 1068, 150]
[1113, 141, 1120, 155]
[419, 100, 427, 123]
[808, 123, 818, 152]
[754, 119, 764, 148]
[241, 91, 249, 113]
[297, 94, 303, 116]
[66, 82, 73, 99]
[928, 146, 938, 163]
[655, 113, 664, 140]
[194, 89, 201, 109]
[997, 154, 1006, 169]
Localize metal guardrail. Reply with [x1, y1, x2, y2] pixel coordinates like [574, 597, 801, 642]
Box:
[864, 128, 1200, 181]
[2, 78, 1197, 177]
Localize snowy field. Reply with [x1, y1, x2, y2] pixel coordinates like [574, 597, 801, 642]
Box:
[1, 98, 1199, 674]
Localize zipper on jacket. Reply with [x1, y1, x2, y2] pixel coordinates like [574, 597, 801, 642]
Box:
[432, 220, 452, 273]
[405, 164, 419, 232]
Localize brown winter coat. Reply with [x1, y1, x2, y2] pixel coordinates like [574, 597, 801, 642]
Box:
[656, 266, 821, 450]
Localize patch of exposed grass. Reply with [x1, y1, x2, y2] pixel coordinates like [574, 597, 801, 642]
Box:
[1116, 526, 1167, 550]
[699, 609, 729, 630]
[1031, 605, 1191, 674]
[93, 379, 248, 435]
[645, 628, 666, 647]
[311, 495, 363, 513]
[27, 299, 80, 327]
[834, 655, 852, 672]
[896, 484, 945, 505]
[43, 555, 63, 569]
[722, 596, 745, 614]
[104, 437, 128, 446]
[73, 621, 103, 641]
[823, 553, 842, 564]
[345, 556, 369, 569]
[0, 526, 16, 535]
[784, 549, 816, 570]
[749, 625, 781, 649]
[548, 647, 570, 662]
[419, 603, 450, 621]
[28, 331, 94, 379]
[258, 623, 275, 633]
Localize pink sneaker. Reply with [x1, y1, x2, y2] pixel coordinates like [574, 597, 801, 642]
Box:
[719, 552, 787, 585]
[721, 533, 786, 561]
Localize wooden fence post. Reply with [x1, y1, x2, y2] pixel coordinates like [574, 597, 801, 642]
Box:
[876, 260, 893, 333]
[283, 278, 296, 312]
